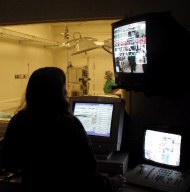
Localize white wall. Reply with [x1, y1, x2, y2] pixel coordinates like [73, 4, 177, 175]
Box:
[0, 24, 56, 113]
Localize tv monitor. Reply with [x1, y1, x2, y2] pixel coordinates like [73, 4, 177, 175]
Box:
[143, 126, 184, 170]
[112, 12, 190, 94]
[69, 96, 125, 159]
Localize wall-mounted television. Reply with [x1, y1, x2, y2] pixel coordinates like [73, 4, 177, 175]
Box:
[112, 12, 190, 95]
[69, 96, 125, 159]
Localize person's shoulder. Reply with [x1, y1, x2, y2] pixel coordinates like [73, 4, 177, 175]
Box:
[6, 110, 28, 132]
[9, 109, 27, 122]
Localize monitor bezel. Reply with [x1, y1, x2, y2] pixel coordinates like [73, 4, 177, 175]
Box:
[69, 96, 125, 153]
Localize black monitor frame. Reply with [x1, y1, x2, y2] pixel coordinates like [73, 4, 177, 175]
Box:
[112, 11, 190, 95]
[69, 96, 125, 158]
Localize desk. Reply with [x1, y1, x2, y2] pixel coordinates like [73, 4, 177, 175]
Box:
[0, 182, 20, 192]
[0, 171, 22, 192]
[118, 186, 151, 192]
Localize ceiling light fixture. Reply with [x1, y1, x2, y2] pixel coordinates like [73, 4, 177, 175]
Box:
[70, 32, 100, 56]
[102, 39, 112, 54]
[61, 27, 110, 56]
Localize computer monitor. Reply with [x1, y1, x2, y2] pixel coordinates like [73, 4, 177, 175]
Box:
[143, 126, 184, 170]
[69, 96, 125, 159]
[112, 12, 190, 94]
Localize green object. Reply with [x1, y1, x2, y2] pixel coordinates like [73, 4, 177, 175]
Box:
[0, 112, 12, 119]
[103, 79, 116, 94]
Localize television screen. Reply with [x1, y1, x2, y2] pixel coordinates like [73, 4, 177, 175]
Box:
[113, 21, 147, 73]
[69, 96, 125, 159]
[112, 12, 190, 94]
[73, 102, 114, 137]
[144, 128, 182, 168]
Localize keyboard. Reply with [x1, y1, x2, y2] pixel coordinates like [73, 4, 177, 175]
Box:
[125, 164, 190, 192]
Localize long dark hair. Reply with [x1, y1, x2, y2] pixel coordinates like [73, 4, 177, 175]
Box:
[23, 67, 70, 116]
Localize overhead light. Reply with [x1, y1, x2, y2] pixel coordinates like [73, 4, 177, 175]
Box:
[61, 28, 110, 55]
[71, 36, 100, 56]
[102, 39, 112, 54]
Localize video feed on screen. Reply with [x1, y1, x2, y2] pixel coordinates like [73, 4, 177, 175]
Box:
[144, 130, 181, 166]
[113, 21, 147, 73]
[73, 102, 114, 137]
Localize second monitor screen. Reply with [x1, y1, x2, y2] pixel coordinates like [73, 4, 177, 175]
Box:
[73, 102, 114, 137]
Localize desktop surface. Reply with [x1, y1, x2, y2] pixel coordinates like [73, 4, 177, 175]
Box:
[118, 185, 151, 192]
[0, 182, 20, 192]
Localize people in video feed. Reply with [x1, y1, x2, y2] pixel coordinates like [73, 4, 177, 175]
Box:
[114, 21, 147, 73]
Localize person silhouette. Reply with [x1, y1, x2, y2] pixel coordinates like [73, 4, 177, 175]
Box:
[128, 55, 136, 73]
[0, 67, 117, 192]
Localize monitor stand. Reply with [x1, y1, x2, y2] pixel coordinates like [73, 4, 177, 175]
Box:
[95, 151, 113, 160]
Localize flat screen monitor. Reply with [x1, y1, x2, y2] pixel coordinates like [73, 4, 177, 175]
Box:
[69, 96, 125, 159]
